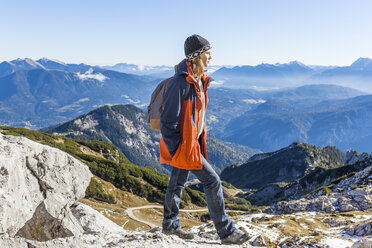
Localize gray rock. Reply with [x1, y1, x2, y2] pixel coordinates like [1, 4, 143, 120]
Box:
[338, 165, 372, 188]
[250, 235, 266, 246]
[0, 133, 92, 240]
[347, 222, 372, 237]
[268, 185, 372, 214]
[351, 238, 372, 248]
[344, 150, 361, 165]
[267, 162, 372, 214]
[70, 202, 124, 234]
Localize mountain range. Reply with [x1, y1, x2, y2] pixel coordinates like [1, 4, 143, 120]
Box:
[211, 58, 372, 92]
[206, 84, 365, 137]
[100, 63, 174, 79]
[1, 57, 371, 154]
[101, 63, 223, 79]
[0, 57, 104, 78]
[211, 61, 314, 89]
[0, 63, 158, 128]
[221, 93, 372, 152]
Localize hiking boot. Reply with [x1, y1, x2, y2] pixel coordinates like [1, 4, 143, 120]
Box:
[162, 228, 194, 239]
[221, 229, 250, 245]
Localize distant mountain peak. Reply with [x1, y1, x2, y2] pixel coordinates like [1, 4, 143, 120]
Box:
[288, 60, 306, 66]
[9, 58, 45, 70]
[350, 57, 372, 69]
[37, 57, 66, 66]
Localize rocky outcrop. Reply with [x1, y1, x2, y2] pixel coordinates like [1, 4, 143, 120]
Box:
[344, 150, 371, 166]
[267, 153, 372, 214]
[346, 222, 372, 237]
[268, 186, 371, 214]
[0, 133, 92, 240]
[339, 152, 372, 187]
[351, 238, 372, 248]
[0, 228, 203, 248]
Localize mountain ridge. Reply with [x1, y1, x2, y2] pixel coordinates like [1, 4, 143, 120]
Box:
[220, 142, 345, 190]
[40, 104, 258, 175]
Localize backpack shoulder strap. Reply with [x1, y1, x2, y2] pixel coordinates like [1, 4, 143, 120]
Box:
[184, 83, 191, 100]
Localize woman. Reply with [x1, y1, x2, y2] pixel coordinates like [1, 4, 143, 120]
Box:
[159, 34, 250, 245]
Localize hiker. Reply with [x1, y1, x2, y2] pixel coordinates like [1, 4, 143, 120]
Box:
[159, 34, 250, 245]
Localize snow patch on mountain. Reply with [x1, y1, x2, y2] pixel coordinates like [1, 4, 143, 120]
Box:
[73, 115, 99, 131]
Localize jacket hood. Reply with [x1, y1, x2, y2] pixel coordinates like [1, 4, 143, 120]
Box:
[175, 59, 189, 76]
[175, 59, 214, 86]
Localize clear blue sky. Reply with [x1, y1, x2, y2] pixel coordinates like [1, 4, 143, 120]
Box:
[1, 0, 372, 66]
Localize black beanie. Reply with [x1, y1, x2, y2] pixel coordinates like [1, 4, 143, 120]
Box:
[184, 34, 211, 60]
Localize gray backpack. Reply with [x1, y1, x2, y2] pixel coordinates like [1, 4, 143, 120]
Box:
[147, 77, 190, 130]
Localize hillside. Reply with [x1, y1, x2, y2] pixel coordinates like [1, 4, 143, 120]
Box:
[239, 151, 369, 206]
[40, 104, 257, 175]
[220, 142, 345, 190]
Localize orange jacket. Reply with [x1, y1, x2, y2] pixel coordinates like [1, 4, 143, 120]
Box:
[159, 59, 212, 170]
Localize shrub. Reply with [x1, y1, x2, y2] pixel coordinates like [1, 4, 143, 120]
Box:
[85, 178, 116, 204]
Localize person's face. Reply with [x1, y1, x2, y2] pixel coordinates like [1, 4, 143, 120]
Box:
[200, 50, 212, 67]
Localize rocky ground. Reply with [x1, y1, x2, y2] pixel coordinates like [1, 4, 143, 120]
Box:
[0, 133, 371, 247]
[191, 210, 372, 247]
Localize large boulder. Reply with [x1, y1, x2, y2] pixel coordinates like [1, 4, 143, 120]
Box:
[0, 133, 92, 240]
[351, 238, 372, 248]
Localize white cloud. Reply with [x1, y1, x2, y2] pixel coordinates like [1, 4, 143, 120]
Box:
[210, 80, 224, 86]
[76, 68, 108, 82]
[75, 97, 90, 103]
[243, 99, 266, 104]
[135, 103, 147, 108]
[127, 99, 140, 104]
